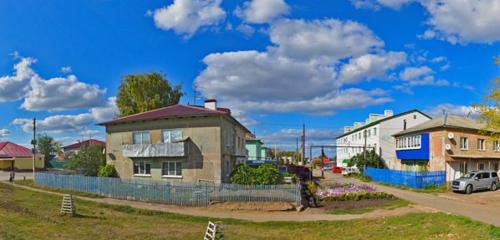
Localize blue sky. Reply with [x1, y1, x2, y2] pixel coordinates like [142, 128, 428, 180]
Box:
[0, 0, 499, 154]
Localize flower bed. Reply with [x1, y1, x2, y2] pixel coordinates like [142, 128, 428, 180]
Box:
[317, 183, 395, 202]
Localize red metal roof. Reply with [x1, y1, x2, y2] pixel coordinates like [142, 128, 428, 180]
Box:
[63, 139, 105, 151]
[0, 142, 32, 158]
[98, 104, 231, 125]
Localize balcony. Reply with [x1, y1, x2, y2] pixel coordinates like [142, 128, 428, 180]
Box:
[122, 142, 186, 158]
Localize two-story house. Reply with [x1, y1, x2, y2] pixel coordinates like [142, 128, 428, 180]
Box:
[245, 138, 269, 161]
[336, 109, 431, 169]
[99, 99, 250, 183]
[393, 115, 500, 181]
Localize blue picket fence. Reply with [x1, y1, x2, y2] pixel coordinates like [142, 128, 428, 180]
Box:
[364, 167, 445, 189]
[34, 172, 301, 206]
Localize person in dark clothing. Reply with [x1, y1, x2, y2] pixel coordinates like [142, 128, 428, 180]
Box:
[299, 179, 318, 208]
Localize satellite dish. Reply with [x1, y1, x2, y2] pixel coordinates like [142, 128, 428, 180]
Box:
[447, 132, 454, 139]
[445, 144, 452, 151]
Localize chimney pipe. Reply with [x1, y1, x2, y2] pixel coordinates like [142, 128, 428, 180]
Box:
[204, 99, 217, 110]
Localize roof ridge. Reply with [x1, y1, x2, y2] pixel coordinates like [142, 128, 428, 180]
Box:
[103, 104, 182, 122]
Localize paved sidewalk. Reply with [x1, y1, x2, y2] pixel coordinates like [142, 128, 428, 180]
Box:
[6, 182, 429, 223]
[0, 171, 33, 181]
[323, 172, 500, 226]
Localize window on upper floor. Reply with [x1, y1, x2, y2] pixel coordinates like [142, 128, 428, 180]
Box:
[494, 140, 500, 152]
[162, 129, 182, 143]
[133, 131, 150, 144]
[477, 139, 486, 151]
[373, 127, 377, 136]
[396, 135, 421, 150]
[460, 137, 468, 150]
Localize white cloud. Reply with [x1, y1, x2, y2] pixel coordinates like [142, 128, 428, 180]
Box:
[425, 103, 479, 118]
[420, 0, 500, 44]
[13, 97, 116, 135]
[196, 50, 338, 101]
[151, 0, 226, 37]
[13, 113, 95, 134]
[22, 75, 106, 111]
[0, 129, 11, 138]
[338, 51, 407, 84]
[235, 0, 289, 24]
[358, 0, 500, 44]
[195, 18, 401, 115]
[61, 66, 72, 73]
[90, 97, 119, 121]
[79, 129, 101, 136]
[269, 19, 384, 61]
[399, 66, 434, 82]
[236, 23, 255, 37]
[0, 57, 36, 102]
[350, 0, 413, 10]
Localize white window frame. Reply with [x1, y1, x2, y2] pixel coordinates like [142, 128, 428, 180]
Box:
[396, 135, 422, 150]
[460, 137, 469, 150]
[477, 139, 486, 151]
[133, 131, 151, 144]
[162, 129, 183, 143]
[133, 161, 151, 176]
[494, 140, 500, 152]
[162, 161, 182, 178]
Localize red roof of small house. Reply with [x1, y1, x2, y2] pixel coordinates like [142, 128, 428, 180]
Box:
[98, 104, 251, 133]
[63, 139, 105, 151]
[0, 142, 32, 158]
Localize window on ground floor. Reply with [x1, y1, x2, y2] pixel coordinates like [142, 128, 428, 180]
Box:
[460, 162, 468, 175]
[162, 161, 182, 177]
[133, 161, 151, 175]
[494, 163, 499, 171]
[479, 163, 485, 170]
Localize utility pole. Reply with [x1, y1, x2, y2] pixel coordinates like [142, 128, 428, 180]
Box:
[363, 129, 367, 169]
[321, 146, 325, 178]
[31, 118, 37, 178]
[301, 124, 305, 165]
[295, 137, 299, 163]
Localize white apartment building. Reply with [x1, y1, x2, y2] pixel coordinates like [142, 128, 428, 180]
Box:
[335, 109, 431, 169]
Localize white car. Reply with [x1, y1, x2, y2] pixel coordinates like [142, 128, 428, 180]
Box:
[342, 166, 360, 176]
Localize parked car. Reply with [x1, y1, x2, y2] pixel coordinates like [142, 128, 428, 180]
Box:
[331, 166, 343, 174]
[452, 171, 499, 194]
[342, 166, 360, 176]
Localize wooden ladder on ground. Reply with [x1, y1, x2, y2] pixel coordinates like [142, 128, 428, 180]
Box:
[204, 221, 224, 240]
[60, 194, 75, 216]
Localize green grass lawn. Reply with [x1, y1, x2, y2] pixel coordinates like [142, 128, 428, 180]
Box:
[1, 182, 499, 240]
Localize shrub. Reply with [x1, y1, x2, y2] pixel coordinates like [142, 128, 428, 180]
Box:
[98, 165, 118, 177]
[65, 145, 105, 176]
[322, 192, 395, 202]
[230, 164, 283, 185]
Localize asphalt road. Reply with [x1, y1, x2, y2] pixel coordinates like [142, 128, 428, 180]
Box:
[321, 171, 500, 226]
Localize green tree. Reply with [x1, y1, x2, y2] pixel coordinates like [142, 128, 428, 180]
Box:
[477, 57, 500, 137]
[66, 145, 105, 176]
[116, 72, 183, 116]
[37, 134, 56, 166]
[350, 149, 384, 172]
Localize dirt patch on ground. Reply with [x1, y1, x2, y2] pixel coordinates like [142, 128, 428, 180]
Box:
[208, 201, 296, 212]
[322, 199, 392, 211]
